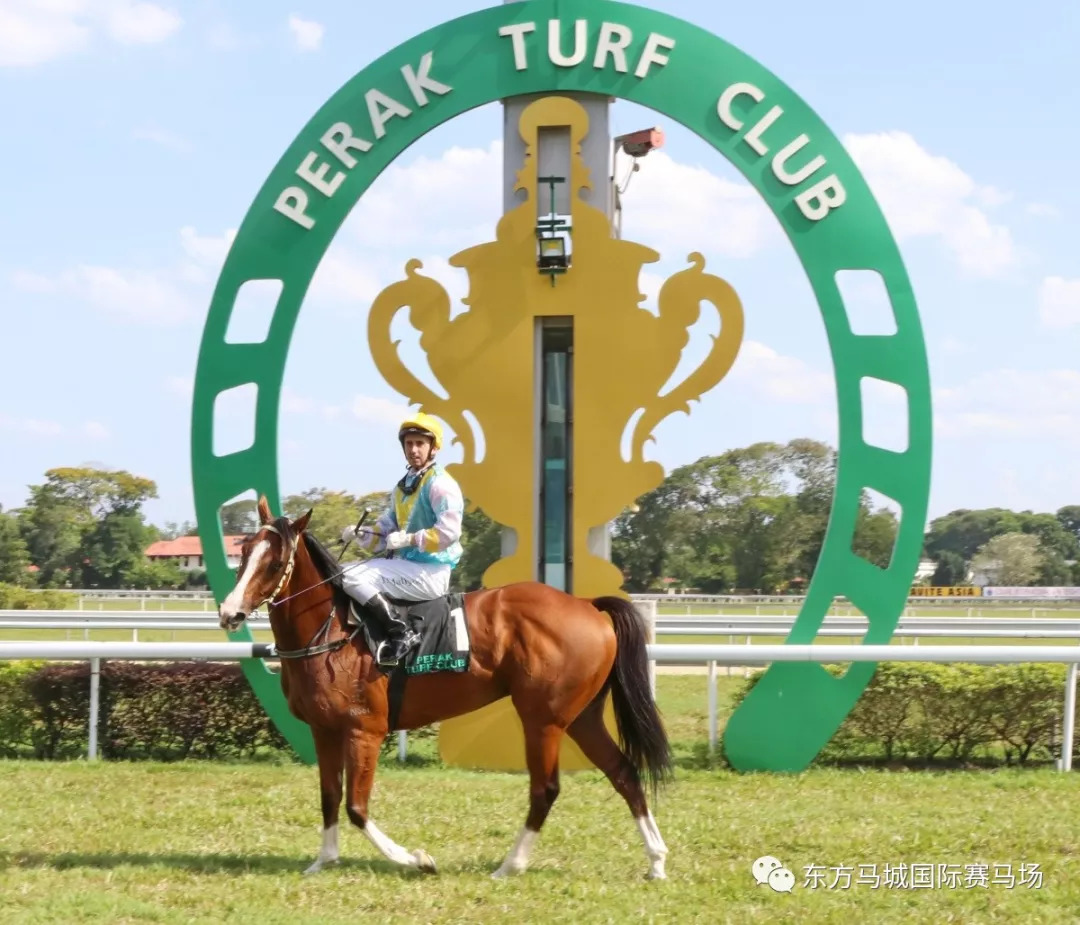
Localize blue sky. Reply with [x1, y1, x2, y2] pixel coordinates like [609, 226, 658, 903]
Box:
[2, 0, 1078, 536]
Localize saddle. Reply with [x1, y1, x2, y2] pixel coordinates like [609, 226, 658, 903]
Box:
[345, 592, 472, 731]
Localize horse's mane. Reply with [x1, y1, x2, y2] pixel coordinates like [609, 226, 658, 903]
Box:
[298, 527, 351, 617]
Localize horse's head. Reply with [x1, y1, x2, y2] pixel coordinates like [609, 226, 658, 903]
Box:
[218, 494, 312, 632]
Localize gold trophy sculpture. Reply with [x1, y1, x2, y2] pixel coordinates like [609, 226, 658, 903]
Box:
[367, 96, 745, 769]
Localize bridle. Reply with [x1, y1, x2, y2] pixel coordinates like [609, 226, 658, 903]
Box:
[246, 521, 359, 661]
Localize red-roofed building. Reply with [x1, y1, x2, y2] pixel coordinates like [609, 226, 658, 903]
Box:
[145, 535, 246, 571]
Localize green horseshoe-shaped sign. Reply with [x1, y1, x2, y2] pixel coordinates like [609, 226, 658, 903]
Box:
[192, 0, 931, 771]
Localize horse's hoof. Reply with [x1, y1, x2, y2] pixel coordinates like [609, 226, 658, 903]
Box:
[491, 864, 523, 879]
[413, 849, 437, 874]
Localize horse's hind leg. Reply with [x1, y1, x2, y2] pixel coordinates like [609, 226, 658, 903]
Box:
[567, 697, 669, 880]
[344, 726, 437, 873]
[492, 720, 563, 879]
[304, 727, 344, 875]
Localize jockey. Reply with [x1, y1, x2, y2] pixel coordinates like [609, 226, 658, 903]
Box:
[339, 411, 465, 668]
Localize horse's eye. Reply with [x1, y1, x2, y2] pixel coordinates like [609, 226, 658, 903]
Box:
[267, 562, 282, 574]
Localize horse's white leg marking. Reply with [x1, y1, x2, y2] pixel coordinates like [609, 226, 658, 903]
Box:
[635, 810, 668, 880]
[492, 826, 538, 878]
[220, 539, 268, 620]
[303, 823, 339, 875]
[363, 819, 437, 873]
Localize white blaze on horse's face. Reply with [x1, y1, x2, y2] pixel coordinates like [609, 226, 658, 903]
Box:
[219, 538, 271, 631]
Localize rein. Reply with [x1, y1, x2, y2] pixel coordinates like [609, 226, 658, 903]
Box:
[257, 522, 359, 661]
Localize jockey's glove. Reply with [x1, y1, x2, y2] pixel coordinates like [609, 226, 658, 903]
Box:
[342, 524, 379, 544]
[384, 530, 412, 551]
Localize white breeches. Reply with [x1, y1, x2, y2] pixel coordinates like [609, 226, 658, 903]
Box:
[339, 557, 451, 604]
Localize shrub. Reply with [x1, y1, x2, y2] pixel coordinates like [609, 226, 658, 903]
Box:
[0, 583, 77, 609]
[0, 662, 42, 757]
[0, 660, 291, 761]
[726, 661, 1075, 768]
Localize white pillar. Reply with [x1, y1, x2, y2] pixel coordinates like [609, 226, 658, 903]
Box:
[88, 657, 100, 761]
[501, 0, 616, 589]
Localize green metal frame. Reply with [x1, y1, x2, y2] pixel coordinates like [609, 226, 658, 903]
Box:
[191, 0, 932, 771]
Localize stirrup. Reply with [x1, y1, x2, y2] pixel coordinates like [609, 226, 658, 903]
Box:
[374, 640, 400, 667]
[375, 631, 419, 667]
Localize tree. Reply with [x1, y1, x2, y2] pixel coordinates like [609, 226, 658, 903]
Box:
[18, 467, 159, 588]
[1017, 512, 1080, 563]
[453, 505, 503, 590]
[612, 438, 840, 593]
[924, 508, 1026, 562]
[282, 487, 390, 556]
[931, 550, 967, 586]
[155, 521, 196, 541]
[852, 492, 900, 570]
[80, 510, 156, 588]
[0, 507, 33, 586]
[970, 532, 1044, 586]
[219, 500, 258, 535]
[1057, 505, 1080, 545]
[123, 557, 188, 590]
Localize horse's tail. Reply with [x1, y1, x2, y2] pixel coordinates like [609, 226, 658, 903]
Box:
[591, 595, 674, 798]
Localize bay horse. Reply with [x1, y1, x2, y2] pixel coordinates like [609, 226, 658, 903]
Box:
[218, 496, 673, 879]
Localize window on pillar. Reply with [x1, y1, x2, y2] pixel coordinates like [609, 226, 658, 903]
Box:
[540, 319, 572, 590]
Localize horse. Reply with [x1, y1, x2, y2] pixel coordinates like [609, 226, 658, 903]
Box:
[217, 495, 673, 879]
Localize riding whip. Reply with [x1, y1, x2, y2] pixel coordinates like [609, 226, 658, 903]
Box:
[337, 507, 371, 562]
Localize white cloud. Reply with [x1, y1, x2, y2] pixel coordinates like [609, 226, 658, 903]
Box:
[343, 141, 503, 253]
[1026, 202, 1059, 218]
[615, 150, 777, 260]
[0, 414, 107, 439]
[726, 341, 833, 404]
[21, 418, 63, 437]
[288, 14, 323, 52]
[311, 139, 775, 320]
[132, 126, 192, 153]
[351, 394, 413, 427]
[10, 263, 191, 323]
[934, 368, 1080, 440]
[52, 265, 191, 324]
[1038, 276, 1080, 329]
[165, 375, 193, 398]
[844, 131, 1016, 278]
[308, 249, 385, 306]
[105, 1, 181, 44]
[9, 269, 56, 293]
[178, 225, 236, 283]
[11, 225, 234, 325]
[0, 0, 182, 67]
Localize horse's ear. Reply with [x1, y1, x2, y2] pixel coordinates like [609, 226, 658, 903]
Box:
[257, 494, 272, 525]
[293, 508, 313, 534]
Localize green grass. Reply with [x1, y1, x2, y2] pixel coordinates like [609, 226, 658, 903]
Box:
[1, 676, 1080, 922]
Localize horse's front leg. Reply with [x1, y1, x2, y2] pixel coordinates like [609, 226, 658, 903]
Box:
[344, 725, 437, 874]
[304, 726, 344, 875]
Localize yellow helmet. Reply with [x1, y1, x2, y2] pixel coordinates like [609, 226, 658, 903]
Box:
[398, 412, 443, 450]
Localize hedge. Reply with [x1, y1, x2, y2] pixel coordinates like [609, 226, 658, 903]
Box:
[0, 661, 290, 761]
[4, 659, 1076, 768]
[728, 661, 1077, 767]
[0, 582, 77, 609]
[0, 660, 438, 762]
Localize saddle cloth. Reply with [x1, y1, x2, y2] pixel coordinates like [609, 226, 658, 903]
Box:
[346, 592, 471, 677]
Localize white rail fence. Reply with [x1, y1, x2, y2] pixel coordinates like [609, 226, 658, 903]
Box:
[10, 610, 1080, 642]
[26, 588, 1080, 613]
[1, 641, 1077, 773]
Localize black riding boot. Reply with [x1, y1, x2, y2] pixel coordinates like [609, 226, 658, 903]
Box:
[366, 591, 420, 668]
